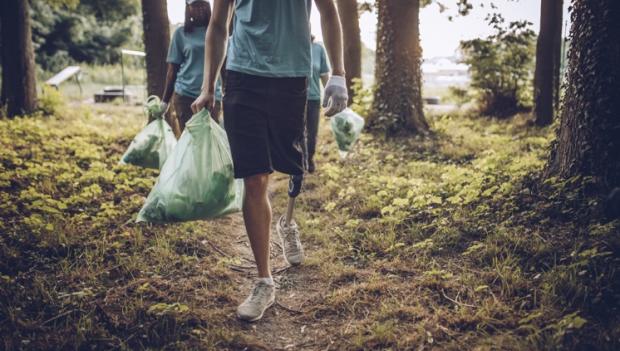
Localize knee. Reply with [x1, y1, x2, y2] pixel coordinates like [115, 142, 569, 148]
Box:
[244, 173, 269, 199]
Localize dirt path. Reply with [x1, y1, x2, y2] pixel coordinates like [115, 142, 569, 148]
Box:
[210, 174, 332, 350]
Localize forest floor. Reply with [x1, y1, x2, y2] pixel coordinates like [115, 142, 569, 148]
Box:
[0, 102, 619, 351]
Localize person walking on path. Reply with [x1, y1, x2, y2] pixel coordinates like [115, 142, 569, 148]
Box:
[161, 0, 223, 138]
[191, 0, 347, 322]
[304, 36, 331, 173]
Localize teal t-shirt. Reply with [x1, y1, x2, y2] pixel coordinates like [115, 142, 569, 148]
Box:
[226, 0, 312, 78]
[167, 26, 222, 100]
[308, 42, 330, 101]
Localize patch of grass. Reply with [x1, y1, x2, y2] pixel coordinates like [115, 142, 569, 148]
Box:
[295, 112, 620, 350]
[1, 104, 618, 350]
[0, 105, 260, 350]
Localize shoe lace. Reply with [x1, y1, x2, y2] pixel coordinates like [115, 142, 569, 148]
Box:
[281, 220, 301, 254]
[249, 283, 271, 303]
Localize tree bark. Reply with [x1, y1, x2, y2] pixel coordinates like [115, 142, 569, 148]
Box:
[369, 0, 428, 135]
[0, 0, 37, 117]
[533, 0, 564, 126]
[141, 0, 170, 98]
[336, 0, 362, 105]
[546, 0, 620, 192]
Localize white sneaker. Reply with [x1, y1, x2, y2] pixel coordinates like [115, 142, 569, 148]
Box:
[276, 215, 304, 265]
[236, 281, 275, 322]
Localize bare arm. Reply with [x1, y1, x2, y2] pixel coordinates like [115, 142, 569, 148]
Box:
[192, 0, 234, 114]
[314, 0, 345, 77]
[162, 63, 179, 103]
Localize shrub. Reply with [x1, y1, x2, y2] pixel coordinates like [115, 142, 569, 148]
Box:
[350, 78, 374, 118]
[37, 85, 67, 117]
[447, 86, 473, 107]
[460, 15, 536, 117]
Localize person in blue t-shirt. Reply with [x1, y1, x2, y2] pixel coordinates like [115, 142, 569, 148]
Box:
[161, 0, 222, 137]
[191, 0, 347, 322]
[304, 36, 331, 173]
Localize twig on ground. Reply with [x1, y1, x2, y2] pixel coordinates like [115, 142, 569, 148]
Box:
[229, 264, 255, 272]
[285, 340, 316, 349]
[441, 289, 476, 308]
[119, 217, 135, 228]
[40, 309, 79, 326]
[276, 300, 304, 314]
[241, 256, 256, 264]
[273, 265, 292, 275]
[202, 239, 230, 257]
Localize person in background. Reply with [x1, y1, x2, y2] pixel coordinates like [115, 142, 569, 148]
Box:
[161, 0, 222, 138]
[304, 35, 330, 173]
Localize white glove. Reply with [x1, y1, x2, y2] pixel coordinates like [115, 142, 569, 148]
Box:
[322, 75, 348, 117]
[159, 101, 169, 114]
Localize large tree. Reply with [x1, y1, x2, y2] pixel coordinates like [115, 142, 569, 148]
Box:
[533, 0, 564, 126]
[141, 0, 170, 97]
[369, 0, 428, 135]
[336, 0, 362, 105]
[1, 0, 37, 117]
[546, 0, 620, 192]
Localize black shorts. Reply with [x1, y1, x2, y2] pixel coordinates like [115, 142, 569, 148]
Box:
[223, 70, 307, 179]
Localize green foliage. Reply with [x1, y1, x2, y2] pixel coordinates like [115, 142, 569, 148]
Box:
[299, 111, 619, 349]
[350, 78, 374, 118]
[1, 102, 618, 350]
[447, 86, 473, 106]
[37, 86, 67, 117]
[460, 15, 536, 117]
[0, 105, 260, 349]
[45, 0, 80, 9]
[81, 63, 145, 85]
[31, 0, 143, 72]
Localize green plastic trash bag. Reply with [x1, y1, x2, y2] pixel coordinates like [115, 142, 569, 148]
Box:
[330, 108, 365, 158]
[136, 109, 244, 223]
[120, 96, 176, 169]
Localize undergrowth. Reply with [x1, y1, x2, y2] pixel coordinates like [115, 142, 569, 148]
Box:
[0, 104, 618, 350]
[0, 105, 260, 350]
[297, 112, 620, 350]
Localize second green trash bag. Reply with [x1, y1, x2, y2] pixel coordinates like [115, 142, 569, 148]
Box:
[120, 96, 176, 169]
[137, 109, 244, 223]
[330, 108, 365, 158]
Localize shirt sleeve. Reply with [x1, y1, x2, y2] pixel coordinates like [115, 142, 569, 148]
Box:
[320, 44, 330, 75]
[167, 28, 184, 64]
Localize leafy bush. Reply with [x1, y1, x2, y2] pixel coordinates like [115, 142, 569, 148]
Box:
[447, 86, 473, 107]
[31, 0, 143, 72]
[350, 78, 374, 118]
[460, 15, 536, 117]
[37, 86, 67, 117]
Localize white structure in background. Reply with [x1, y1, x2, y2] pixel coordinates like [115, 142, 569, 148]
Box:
[422, 57, 470, 87]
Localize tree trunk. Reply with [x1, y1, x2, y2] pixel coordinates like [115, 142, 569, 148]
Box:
[336, 0, 362, 105]
[0, 0, 37, 117]
[141, 0, 170, 97]
[370, 0, 428, 135]
[551, 0, 563, 110]
[546, 0, 620, 192]
[533, 0, 564, 126]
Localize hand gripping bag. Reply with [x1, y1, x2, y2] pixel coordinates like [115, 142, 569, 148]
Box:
[137, 109, 243, 223]
[330, 108, 365, 158]
[120, 96, 176, 169]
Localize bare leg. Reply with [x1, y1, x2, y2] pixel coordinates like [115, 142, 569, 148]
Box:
[243, 173, 272, 278]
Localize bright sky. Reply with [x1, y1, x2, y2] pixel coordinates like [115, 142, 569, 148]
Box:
[167, 0, 571, 58]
